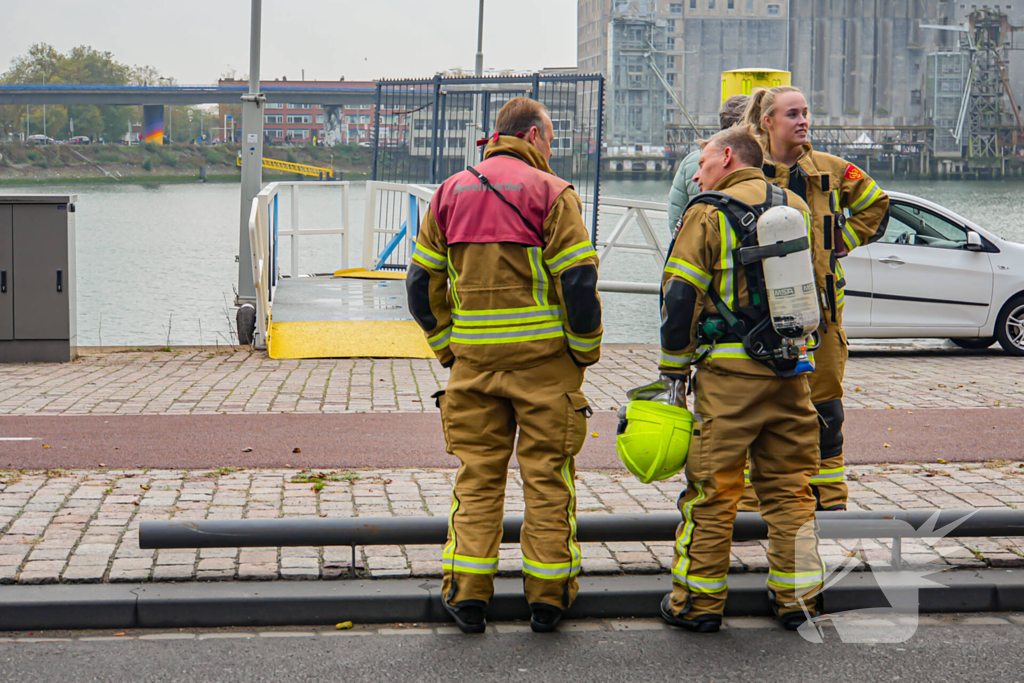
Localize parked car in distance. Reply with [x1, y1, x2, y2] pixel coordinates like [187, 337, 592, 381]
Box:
[26, 134, 54, 145]
[69, 136, 91, 144]
[841, 190, 1024, 356]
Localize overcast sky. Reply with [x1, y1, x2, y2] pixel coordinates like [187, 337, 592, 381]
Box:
[0, 0, 578, 83]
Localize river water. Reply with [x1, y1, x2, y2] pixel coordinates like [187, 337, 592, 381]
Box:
[5, 177, 1024, 347]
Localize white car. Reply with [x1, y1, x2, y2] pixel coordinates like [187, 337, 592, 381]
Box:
[842, 191, 1024, 355]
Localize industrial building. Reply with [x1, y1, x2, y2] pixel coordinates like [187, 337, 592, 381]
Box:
[579, 1, 1024, 176]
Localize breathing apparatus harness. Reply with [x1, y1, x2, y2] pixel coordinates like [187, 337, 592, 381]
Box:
[665, 181, 820, 379]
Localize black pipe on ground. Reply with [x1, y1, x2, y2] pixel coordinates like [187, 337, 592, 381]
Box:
[139, 509, 1024, 550]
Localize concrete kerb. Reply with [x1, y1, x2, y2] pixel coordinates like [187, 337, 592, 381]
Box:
[2, 570, 1024, 632]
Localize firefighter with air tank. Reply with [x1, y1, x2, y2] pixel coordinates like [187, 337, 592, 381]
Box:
[616, 125, 826, 632]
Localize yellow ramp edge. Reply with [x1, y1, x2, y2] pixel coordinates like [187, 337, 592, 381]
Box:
[333, 268, 408, 280]
[269, 320, 433, 359]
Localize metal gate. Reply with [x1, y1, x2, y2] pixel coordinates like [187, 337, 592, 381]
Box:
[371, 73, 605, 252]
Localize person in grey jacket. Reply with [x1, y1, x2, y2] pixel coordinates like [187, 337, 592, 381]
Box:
[667, 95, 750, 236]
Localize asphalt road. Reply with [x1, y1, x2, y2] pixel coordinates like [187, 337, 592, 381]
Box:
[0, 620, 1020, 683]
[1, 408, 1021, 470]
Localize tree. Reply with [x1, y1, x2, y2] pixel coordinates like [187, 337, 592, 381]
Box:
[1, 43, 172, 141]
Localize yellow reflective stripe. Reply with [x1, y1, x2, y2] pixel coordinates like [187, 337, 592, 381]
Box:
[706, 342, 751, 360]
[850, 182, 882, 214]
[566, 330, 601, 352]
[442, 551, 499, 575]
[767, 568, 825, 589]
[665, 257, 712, 291]
[427, 326, 451, 350]
[835, 288, 845, 308]
[412, 243, 447, 269]
[672, 481, 706, 586]
[810, 467, 845, 484]
[561, 455, 582, 576]
[442, 489, 460, 578]
[452, 305, 562, 327]
[672, 574, 728, 593]
[528, 246, 549, 306]
[523, 562, 580, 579]
[450, 322, 564, 345]
[546, 240, 596, 274]
[743, 468, 750, 483]
[661, 351, 695, 368]
[841, 222, 861, 251]
[447, 257, 461, 309]
[719, 213, 737, 311]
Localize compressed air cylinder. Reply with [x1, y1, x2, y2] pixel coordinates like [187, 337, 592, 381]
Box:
[757, 205, 819, 339]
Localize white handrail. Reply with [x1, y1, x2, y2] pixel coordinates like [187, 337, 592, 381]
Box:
[362, 181, 438, 270]
[361, 183, 670, 295]
[247, 180, 350, 350]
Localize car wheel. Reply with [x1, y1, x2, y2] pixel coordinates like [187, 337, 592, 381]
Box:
[949, 337, 996, 350]
[995, 294, 1024, 356]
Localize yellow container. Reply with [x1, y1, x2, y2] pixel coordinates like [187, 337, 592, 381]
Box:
[721, 69, 792, 103]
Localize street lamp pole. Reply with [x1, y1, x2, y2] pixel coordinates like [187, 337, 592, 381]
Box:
[236, 0, 266, 311]
[475, 0, 485, 77]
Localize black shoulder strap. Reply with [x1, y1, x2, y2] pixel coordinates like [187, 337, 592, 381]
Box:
[467, 166, 539, 235]
[684, 191, 760, 233]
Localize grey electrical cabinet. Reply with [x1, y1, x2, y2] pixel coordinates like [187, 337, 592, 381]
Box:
[0, 195, 77, 363]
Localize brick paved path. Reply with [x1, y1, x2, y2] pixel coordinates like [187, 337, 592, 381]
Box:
[0, 347, 1020, 416]
[1, 463, 1022, 586]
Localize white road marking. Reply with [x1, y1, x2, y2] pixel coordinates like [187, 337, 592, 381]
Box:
[0, 438, 34, 441]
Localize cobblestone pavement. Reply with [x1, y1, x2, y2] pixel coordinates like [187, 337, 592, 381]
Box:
[1, 463, 1022, 586]
[0, 347, 1020, 416]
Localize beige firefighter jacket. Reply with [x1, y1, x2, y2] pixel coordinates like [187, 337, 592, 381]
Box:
[409, 136, 603, 372]
[763, 145, 889, 322]
[658, 167, 813, 379]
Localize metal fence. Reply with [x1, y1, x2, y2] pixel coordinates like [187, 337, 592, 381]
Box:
[371, 73, 605, 257]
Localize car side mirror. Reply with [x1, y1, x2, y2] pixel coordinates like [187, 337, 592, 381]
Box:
[966, 232, 984, 251]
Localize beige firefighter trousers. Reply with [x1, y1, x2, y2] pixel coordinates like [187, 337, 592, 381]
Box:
[668, 369, 825, 619]
[738, 309, 850, 513]
[438, 352, 591, 609]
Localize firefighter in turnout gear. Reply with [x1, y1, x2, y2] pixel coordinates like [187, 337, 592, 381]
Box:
[407, 97, 603, 635]
[738, 86, 890, 512]
[658, 126, 825, 633]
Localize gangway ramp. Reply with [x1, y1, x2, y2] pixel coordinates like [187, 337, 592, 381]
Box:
[247, 181, 435, 359]
[267, 275, 431, 360]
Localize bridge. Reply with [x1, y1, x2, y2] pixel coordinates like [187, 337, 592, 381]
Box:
[0, 84, 376, 106]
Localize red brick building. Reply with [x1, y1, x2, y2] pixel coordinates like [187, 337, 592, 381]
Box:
[216, 79, 408, 146]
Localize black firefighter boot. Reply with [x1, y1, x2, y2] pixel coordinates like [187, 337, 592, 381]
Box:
[443, 599, 487, 634]
[529, 603, 564, 633]
[659, 595, 721, 633]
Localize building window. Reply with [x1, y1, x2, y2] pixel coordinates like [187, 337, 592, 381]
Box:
[667, 73, 676, 85]
[264, 115, 283, 124]
[287, 115, 312, 124]
[728, 0, 734, 7]
[667, 37, 676, 50]
[669, 2, 683, 12]
[689, 0, 696, 8]
[266, 129, 283, 139]
[266, 102, 282, 109]
[316, 114, 324, 123]
[767, 3, 780, 14]
[746, 0, 753, 9]
[709, 0, 715, 8]
[287, 129, 310, 139]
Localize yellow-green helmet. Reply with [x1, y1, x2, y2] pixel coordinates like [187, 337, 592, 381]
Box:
[615, 400, 694, 483]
